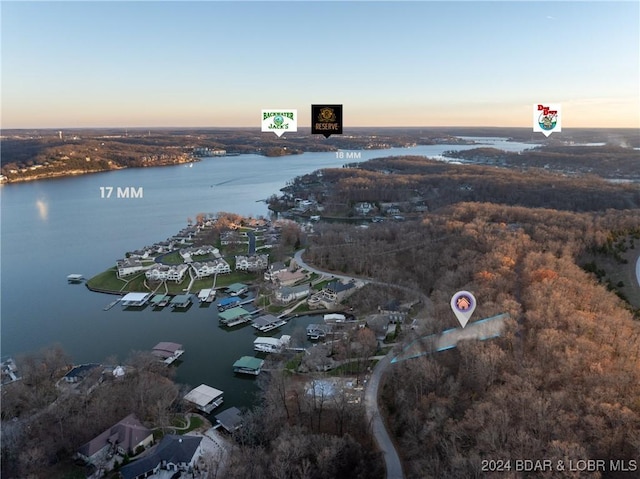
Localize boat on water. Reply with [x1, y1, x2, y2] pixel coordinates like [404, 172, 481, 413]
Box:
[67, 274, 84, 282]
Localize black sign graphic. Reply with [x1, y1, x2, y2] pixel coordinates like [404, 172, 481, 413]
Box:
[311, 104, 342, 138]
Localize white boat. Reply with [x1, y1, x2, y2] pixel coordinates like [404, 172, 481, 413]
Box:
[67, 274, 84, 282]
[253, 335, 291, 353]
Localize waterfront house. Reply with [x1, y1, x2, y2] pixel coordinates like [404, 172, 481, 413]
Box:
[275, 284, 310, 304]
[145, 263, 189, 282]
[214, 407, 243, 433]
[184, 384, 224, 413]
[307, 324, 331, 340]
[232, 356, 264, 375]
[192, 259, 231, 278]
[62, 363, 101, 383]
[272, 269, 306, 286]
[77, 413, 153, 466]
[118, 434, 202, 479]
[235, 254, 269, 272]
[179, 244, 219, 262]
[264, 261, 287, 281]
[116, 258, 145, 278]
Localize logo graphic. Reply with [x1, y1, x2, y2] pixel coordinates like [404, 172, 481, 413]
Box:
[533, 103, 561, 137]
[450, 290, 477, 328]
[262, 109, 297, 137]
[311, 104, 343, 138]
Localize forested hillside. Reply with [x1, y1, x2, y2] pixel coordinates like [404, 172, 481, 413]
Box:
[302, 157, 640, 478]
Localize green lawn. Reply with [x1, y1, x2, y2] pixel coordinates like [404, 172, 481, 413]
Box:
[214, 271, 258, 288]
[159, 251, 183, 265]
[180, 416, 204, 434]
[86, 268, 127, 291]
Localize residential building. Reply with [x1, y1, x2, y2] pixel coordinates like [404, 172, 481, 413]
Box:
[144, 263, 189, 282]
[264, 261, 288, 281]
[192, 259, 231, 278]
[116, 258, 145, 278]
[118, 434, 202, 479]
[235, 254, 269, 271]
[77, 413, 153, 465]
[275, 284, 310, 304]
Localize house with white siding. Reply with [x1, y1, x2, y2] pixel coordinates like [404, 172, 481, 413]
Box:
[191, 259, 231, 278]
[145, 264, 189, 282]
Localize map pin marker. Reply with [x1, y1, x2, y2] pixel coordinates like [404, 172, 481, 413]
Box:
[451, 291, 476, 328]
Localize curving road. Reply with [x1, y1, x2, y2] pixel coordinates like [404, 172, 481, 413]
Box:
[294, 249, 405, 479]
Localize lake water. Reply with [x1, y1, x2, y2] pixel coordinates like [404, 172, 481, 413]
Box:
[0, 138, 532, 408]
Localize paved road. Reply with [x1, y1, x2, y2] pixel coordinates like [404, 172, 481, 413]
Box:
[365, 355, 405, 479]
[294, 249, 405, 479]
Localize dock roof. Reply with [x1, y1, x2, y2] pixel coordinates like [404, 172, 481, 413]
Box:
[226, 283, 248, 294]
[184, 384, 223, 407]
[121, 292, 151, 306]
[215, 407, 243, 433]
[252, 314, 281, 328]
[152, 342, 183, 358]
[233, 356, 264, 371]
[219, 307, 251, 321]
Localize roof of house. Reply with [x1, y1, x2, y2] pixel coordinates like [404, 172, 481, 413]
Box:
[119, 435, 202, 479]
[78, 413, 152, 458]
[184, 384, 224, 407]
[215, 407, 243, 432]
[268, 261, 286, 272]
[64, 363, 101, 380]
[326, 281, 356, 294]
[279, 284, 310, 295]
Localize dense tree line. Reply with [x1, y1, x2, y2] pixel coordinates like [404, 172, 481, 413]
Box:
[304, 200, 640, 478]
[447, 145, 639, 179]
[1, 350, 181, 478]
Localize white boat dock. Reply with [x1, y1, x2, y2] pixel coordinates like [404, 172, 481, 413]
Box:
[253, 335, 291, 353]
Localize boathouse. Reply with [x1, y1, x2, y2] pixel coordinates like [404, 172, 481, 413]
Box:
[252, 314, 287, 332]
[233, 356, 264, 375]
[183, 384, 224, 414]
[214, 407, 243, 433]
[120, 292, 152, 307]
[151, 342, 184, 365]
[219, 307, 252, 326]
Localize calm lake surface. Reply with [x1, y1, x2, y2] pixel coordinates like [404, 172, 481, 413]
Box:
[0, 139, 532, 408]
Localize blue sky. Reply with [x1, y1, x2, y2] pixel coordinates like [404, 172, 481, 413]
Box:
[2, 1, 638, 128]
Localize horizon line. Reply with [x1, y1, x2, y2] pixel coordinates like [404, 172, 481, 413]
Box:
[3, 125, 639, 131]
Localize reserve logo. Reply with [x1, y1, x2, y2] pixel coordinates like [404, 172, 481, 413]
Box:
[311, 104, 343, 138]
[533, 103, 561, 137]
[262, 109, 297, 137]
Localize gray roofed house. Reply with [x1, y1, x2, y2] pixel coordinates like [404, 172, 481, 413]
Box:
[77, 413, 153, 464]
[118, 434, 202, 479]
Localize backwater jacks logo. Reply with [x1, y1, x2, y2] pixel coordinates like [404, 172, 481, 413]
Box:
[262, 109, 297, 137]
[311, 104, 343, 138]
[533, 103, 561, 137]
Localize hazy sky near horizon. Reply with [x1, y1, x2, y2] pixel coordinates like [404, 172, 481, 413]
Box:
[2, 1, 638, 128]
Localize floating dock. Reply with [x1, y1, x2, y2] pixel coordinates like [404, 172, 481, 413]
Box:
[233, 356, 264, 375]
[252, 314, 287, 333]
